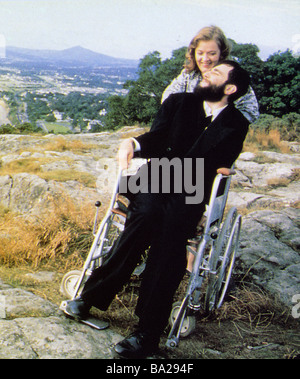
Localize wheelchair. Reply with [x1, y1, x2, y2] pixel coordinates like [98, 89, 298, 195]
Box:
[166, 166, 241, 348]
[60, 163, 242, 349]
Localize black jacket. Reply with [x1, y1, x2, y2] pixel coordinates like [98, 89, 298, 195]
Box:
[135, 93, 249, 201]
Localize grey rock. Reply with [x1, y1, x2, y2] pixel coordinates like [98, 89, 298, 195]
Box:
[0, 287, 59, 318]
[237, 209, 300, 306]
[0, 320, 37, 359]
[235, 160, 299, 188]
[25, 271, 56, 282]
[14, 316, 122, 359]
[0, 282, 122, 359]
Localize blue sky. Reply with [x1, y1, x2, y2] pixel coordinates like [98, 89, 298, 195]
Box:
[0, 0, 299, 59]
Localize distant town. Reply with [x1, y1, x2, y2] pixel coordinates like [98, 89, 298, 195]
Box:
[0, 46, 138, 133]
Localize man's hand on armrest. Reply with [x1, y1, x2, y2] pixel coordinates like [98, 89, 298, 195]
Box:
[118, 138, 135, 170]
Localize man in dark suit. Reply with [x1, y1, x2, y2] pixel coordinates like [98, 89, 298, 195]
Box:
[64, 60, 250, 358]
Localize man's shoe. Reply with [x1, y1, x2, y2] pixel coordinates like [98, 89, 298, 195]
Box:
[64, 297, 90, 320]
[114, 330, 159, 359]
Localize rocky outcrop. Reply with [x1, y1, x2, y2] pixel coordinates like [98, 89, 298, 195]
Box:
[0, 133, 299, 215]
[227, 151, 300, 210]
[0, 278, 122, 359]
[0, 129, 299, 358]
[0, 173, 101, 214]
[236, 208, 299, 307]
[226, 150, 300, 308]
[0, 129, 145, 214]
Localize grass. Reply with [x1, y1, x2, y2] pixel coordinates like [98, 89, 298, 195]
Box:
[0, 126, 297, 275]
[243, 128, 292, 154]
[0, 133, 107, 268]
[42, 136, 97, 153]
[0, 198, 298, 358]
[0, 157, 96, 188]
[0, 134, 100, 187]
[0, 127, 296, 269]
[0, 195, 98, 270]
[4, 190, 284, 335]
[40, 169, 96, 187]
[266, 177, 290, 188]
[213, 284, 289, 327]
[44, 121, 72, 134]
[0, 158, 41, 175]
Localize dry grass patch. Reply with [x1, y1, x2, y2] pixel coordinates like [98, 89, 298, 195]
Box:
[43, 136, 97, 153]
[244, 128, 292, 154]
[0, 157, 96, 188]
[266, 177, 291, 188]
[0, 196, 100, 270]
[39, 169, 96, 188]
[0, 158, 42, 175]
[213, 285, 289, 327]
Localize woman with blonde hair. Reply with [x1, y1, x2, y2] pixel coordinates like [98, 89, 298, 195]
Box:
[162, 25, 259, 123]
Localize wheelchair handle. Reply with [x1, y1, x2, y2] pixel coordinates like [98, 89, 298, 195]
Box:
[217, 167, 236, 176]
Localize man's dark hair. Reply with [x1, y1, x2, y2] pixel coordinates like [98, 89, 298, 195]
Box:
[220, 60, 251, 102]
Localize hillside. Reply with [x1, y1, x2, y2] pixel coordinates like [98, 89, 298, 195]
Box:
[0, 49, 139, 132]
[3, 45, 139, 68]
[0, 128, 299, 359]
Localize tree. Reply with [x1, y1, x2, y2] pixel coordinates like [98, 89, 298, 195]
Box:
[104, 47, 187, 128]
[104, 42, 299, 128]
[18, 122, 35, 133]
[259, 50, 300, 116]
[0, 124, 16, 134]
[104, 95, 128, 130]
[230, 43, 299, 117]
[229, 40, 265, 102]
[45, 113, 56, 122]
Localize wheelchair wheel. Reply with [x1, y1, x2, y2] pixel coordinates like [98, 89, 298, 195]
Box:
[215, 214, 241, 308]
[169, 301, 196, 338]
[204, 207, 239, 313]
[60, 270, 82, 299]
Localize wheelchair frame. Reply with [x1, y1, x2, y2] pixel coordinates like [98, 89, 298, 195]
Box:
[166, 169, 242, 348]
[60, 165, 242, 349]
[60, 168, 127, 301]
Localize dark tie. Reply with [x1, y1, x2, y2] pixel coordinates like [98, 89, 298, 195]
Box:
[202, 115, 212, 129]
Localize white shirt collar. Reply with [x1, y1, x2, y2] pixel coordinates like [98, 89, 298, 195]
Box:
[203, 101, 228, 121]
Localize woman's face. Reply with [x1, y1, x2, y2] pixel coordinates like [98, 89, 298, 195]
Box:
[195, 40, 221, 74]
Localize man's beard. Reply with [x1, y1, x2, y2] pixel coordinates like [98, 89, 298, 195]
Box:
[194, 82, 226, 102]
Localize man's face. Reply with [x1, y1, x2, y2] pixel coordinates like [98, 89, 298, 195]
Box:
[200, 64, 233, 88]
[194, 64, 233, 101]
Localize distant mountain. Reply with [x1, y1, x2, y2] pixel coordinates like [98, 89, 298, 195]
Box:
[3, 45, 139, 68]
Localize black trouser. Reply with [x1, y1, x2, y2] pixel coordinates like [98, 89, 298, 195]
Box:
[81, 191, 203, 337]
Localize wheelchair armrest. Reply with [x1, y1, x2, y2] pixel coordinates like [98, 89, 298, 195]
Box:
[217, 167, 236, 176]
